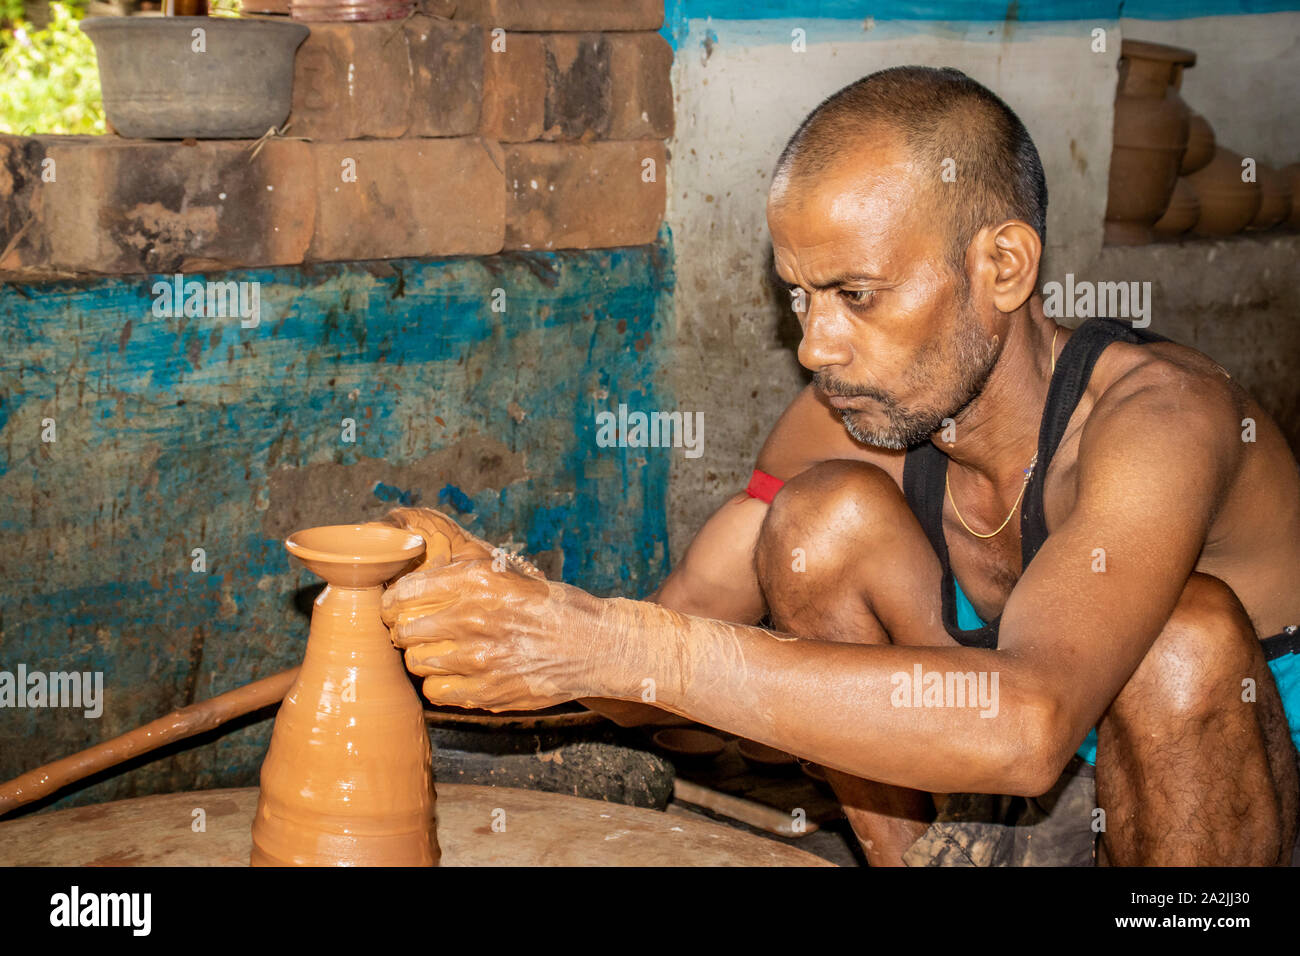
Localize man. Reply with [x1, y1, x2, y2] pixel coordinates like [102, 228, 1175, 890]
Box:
[381, 67, 1300, 866]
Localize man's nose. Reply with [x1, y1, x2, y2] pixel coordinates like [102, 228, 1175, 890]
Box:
[797, 300, 852, 372]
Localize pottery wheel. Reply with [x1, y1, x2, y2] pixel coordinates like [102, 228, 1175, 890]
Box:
[0, 785, 831, 867]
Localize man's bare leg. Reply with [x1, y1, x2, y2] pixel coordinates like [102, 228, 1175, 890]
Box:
[754, 460, 956, 866]
[755, 464, 1300, 866]
[1096, 572, 1299, 865]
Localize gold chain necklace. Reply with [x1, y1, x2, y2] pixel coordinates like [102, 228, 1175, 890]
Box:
[946, 326, 1059, 539]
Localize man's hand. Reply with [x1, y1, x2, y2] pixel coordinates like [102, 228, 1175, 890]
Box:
[375, 506, 546, 579]
[380, 558, 600, 711]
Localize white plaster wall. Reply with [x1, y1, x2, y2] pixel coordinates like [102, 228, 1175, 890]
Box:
[665, 18, 1120, 559]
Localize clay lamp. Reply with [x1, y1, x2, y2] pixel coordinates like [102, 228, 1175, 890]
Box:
[250, 524, 440, 866]
[738, 738, 799, 773]
[652, 727, 726, 765]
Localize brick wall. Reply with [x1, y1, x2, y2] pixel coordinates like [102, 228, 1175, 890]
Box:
[0, 1, 673, 276]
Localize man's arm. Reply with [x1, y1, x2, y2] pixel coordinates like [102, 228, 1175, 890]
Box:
[577, 368, 1240, 793]
[579, 384, 889, 726]
[577, 491, 770, 726]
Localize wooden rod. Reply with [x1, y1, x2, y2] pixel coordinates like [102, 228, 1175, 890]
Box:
[673, 778, 819, 837]
[0, 667, 299, 818]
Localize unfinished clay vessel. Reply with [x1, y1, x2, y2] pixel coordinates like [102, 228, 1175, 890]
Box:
[1152, 177, 1200, 237]
[1285, 164, 1300, 228]
[1104, 39, 1195, 245]
[1180, 111, 1216, 175]
[1186, 148, 1262, 237]
[1247, 163, 1292, 231]
[251, 524, 439, 866]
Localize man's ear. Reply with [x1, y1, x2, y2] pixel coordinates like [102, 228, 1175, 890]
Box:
[971, 220, 1041, 313]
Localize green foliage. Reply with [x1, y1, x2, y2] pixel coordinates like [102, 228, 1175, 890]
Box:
[1, 2, 105, 135]
[0, 0, 26, 26]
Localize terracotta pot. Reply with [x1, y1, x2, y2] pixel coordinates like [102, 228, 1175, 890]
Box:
[1152, 177, 1200, 237]
[737, 739, 798, 771]
[1286, 164, 1300, 228]
[1180, 111, 1216, 175]
[1247, 163, 1292, 230]
[251, 524, 440, 867]
[1105, 39, 1196, 246]
[291, 0, 413, 21]
[81, 17, 308, 139]
[1185, 148, 1263, 237]
[652, 727, 725, 762]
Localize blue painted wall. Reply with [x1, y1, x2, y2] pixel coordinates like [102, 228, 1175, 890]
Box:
[659, 0, 1300, 49]
[0, 236, 674, 810]
[661, 0, 1300, 46]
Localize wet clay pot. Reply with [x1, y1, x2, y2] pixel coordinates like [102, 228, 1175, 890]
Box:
[251, 524, 439, 866]
[1247, 163, 1293, 231]
[1185, 148, 1262, 237]
[1285, 164, 1300, 228]
[1152, 177, 1200, 237]
[1180, 111, 1216, 175]
[1104, 39, 1196, 245]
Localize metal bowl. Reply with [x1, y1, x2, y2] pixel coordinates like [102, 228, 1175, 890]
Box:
[80, 17, 309, 139]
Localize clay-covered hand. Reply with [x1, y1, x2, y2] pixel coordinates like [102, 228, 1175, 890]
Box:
[374, 506, 545, 579]
[380, 558, 602, 711]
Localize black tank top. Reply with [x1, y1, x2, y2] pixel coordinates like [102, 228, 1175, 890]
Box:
[901, 317, 1170, 649]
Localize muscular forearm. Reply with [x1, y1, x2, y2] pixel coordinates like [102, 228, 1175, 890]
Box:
[576, 588, 696, 728]
[577, 502, 768, 729]
[583, 597, 1060, 796]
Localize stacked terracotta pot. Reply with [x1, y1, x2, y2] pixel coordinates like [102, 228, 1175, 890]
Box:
[1105, 40, 1194, 245]
[1105, 39, 1297, 243]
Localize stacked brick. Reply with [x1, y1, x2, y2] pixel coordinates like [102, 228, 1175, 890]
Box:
[0, 0, 671, 276]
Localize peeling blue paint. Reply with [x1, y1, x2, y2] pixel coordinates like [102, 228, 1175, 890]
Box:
[0, 234, 676, 811]
[372, 481, 419, 506]
[437, 483, 475, 514]
[660, 0, 1300, 48]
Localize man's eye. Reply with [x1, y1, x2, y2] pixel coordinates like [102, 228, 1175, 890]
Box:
[840, 289, 876, 306]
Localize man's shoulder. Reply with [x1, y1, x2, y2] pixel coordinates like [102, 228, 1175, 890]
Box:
[1078, 337, 1244, 470]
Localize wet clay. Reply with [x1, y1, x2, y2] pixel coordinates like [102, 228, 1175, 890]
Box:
[377, 506, 544, 579]
[250, 524, 440, 866]
[0, 668, 299, 817]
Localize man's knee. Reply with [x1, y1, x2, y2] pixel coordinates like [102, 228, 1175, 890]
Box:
[755, 460, 902, 583]
[1129, 572, 1259, 721]
[1102, 572, 1297, 864]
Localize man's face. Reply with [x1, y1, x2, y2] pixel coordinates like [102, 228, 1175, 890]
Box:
[768, 141, 1000, 449]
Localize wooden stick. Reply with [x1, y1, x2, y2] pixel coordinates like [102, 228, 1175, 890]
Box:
[673, 778, 819, 837]
[0, 668, 299, 818]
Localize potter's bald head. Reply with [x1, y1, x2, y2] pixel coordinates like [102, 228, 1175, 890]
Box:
[770, 66, 1047, 272]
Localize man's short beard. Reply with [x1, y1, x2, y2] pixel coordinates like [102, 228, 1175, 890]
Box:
[817, 291, 1000, 450]
[838, 395, 947, 451]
